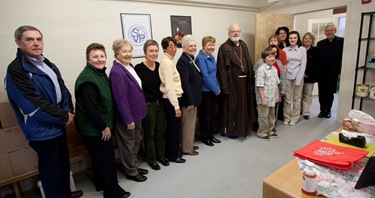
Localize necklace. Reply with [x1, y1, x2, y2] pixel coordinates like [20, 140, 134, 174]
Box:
[233, 45, 244, 72]
[185, 53, 201, 72]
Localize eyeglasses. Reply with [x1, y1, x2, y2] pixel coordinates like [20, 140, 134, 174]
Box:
[230, 30, 241, 33]
[168, 45, 177, 49]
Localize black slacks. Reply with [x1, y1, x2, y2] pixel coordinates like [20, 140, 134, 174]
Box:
[81, 135, 126, 198]
[198, 91, 217, 141]
[29, 134, 71, 198]
[318, 79, 336, 112]
[163, 98, 181, 161]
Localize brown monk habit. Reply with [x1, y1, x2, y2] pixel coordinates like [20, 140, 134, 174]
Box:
[216, 38, 256, 137]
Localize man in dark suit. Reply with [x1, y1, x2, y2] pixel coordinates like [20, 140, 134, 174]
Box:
[317, 24, 344, 118]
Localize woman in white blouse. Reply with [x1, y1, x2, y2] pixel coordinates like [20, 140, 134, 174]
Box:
[282, 31, 307, 126]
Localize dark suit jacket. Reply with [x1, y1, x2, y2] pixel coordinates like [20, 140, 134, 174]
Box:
[176, 53, 202, 107]
[317, 36, 344, 79]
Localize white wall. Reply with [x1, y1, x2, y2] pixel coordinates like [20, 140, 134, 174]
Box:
[294, 9, 333, 36]
[0, 0, 256, 103]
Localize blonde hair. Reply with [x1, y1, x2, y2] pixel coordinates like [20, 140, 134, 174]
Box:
[112, 39, 133, 58]
[302, 32, 316, 46]
[202, 36, 216, 48]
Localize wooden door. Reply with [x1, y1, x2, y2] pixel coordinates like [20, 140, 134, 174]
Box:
[255, 14, 294, 62]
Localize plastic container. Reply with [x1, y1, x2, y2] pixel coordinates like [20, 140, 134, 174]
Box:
[302, 160, 317, 195]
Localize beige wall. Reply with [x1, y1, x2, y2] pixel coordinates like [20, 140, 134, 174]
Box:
[0, 0, 256, 103]
[1, 0, 374, 120]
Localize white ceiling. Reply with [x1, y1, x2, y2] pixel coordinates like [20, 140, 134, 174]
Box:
[130, 0, 324, 11]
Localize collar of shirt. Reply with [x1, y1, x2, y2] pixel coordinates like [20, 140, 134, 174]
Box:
[265, 64, 273, 70]
[26, 54, 45, 67]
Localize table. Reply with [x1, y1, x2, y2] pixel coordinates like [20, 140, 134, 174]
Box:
[263, 128, 375, 198]
[263, 158, 323, 198]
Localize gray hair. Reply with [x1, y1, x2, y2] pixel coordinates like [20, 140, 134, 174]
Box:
[325, 24, 337, 31]
[143, 39, 159, 52]
[181, 34, 195, 47]
[14, 25, 43, 40]
[228, 23, 240, 33]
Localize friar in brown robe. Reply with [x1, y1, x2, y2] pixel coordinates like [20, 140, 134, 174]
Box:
[216, 23, 256, 138]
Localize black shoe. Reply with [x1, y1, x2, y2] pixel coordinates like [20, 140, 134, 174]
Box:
[148, 162, 160, 170]
[158, 159, 170, 166]
[227, 135, 238, 139]
[138, 168, 148, 175]
[70, 190, 83, 198]
[325, 111, 331, 118]
[211, 137, 221, 143]
[169, 157, 186, 163]
[258, 136, 270, 141]
[177, 152, 183, 158]
[202, 139, 214, 146]
[125, 174, 147, 182]
[318, 111, 326, 118]
[269, 133, 278, 138]
[122, 191, 131, 198]
[303, 115, 310, 120]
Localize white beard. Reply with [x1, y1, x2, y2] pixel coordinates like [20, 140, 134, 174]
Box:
[230, 36, 240, 43]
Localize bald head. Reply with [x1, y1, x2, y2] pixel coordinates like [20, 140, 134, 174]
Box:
[228, 23, 240, 33]
[228, 23, 241, 44]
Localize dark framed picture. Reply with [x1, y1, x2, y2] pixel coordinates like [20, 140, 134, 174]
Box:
[170, 15, 192, 48]
[120, 13, 152, 58]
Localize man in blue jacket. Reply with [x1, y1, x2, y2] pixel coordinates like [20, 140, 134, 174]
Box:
[4, 25, 82, 198]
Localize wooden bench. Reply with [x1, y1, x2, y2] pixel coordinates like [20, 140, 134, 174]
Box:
[0, 122, 90, 198]
[0, 122, 144, 197]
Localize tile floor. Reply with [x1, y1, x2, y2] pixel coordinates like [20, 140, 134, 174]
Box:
[22, 95, 341, 198]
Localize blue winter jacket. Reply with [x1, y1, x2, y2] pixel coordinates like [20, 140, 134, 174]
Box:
[4, 49, 73, 141]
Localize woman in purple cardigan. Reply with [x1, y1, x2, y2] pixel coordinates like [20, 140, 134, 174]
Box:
[109, 39, 148, 182]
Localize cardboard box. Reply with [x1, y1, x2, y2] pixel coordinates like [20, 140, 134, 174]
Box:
[0, 102, 19, 128]
[9, 147, 38, 175]
[3, 125, 29, 152]
[0, 129, 7, 155]
[0, 153, 14, 180]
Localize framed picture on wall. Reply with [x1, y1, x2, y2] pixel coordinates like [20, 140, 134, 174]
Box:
[120, 13, 152, 58]
[170, 15, 192, 48]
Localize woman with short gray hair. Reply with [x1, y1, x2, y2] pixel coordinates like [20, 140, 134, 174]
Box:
[176, 35, 202, 156]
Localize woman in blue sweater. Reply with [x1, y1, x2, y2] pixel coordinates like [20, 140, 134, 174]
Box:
[195, 36, 221, 146]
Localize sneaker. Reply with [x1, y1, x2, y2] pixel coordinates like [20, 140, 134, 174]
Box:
[270, 133, 278, 138]
[303, 115, 310, 120]
[289, 122, 296, 126]
[283, 121, 289, 125]
[258, 136, 270, 141]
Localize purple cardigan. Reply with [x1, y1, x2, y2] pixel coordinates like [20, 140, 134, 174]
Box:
[109, 60, 147, 125]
